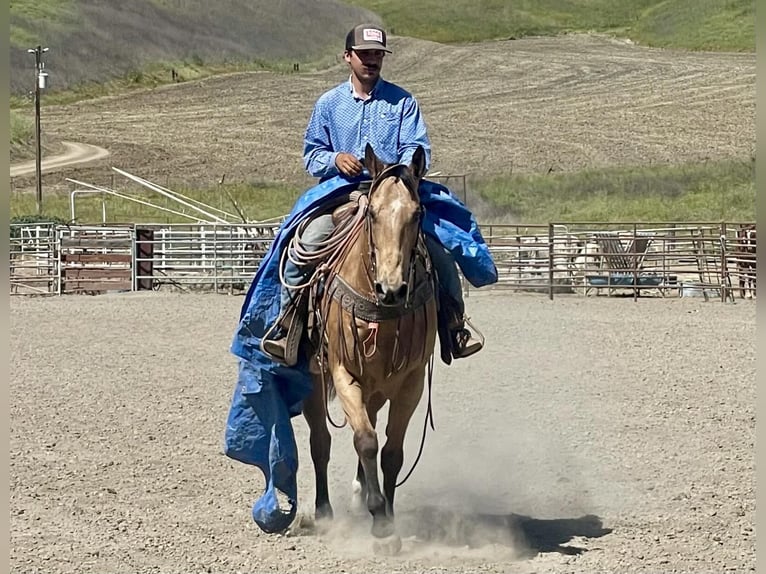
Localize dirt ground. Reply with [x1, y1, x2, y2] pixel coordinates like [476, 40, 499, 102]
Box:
[9, 291, 755, 573]
[10, 34, 755, 197]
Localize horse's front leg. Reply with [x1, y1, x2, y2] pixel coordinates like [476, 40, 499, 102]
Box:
[381, 370, 425, 510]
[302, 374, 333, 521]
[352, 393, 387, 514]
[331, 367, 393, 538]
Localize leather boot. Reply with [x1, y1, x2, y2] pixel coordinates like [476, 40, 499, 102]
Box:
[436, 288, 485, 363]
[261, 299, 306, 367]
[450, 322, 483, 359]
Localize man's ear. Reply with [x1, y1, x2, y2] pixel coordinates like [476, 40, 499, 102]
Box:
[343, 50, 353, 64]
[410, 146, 427, 180]
[364, 143, 384, 179]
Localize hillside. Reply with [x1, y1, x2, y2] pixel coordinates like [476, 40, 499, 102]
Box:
[8, 1, 755, 224]
[10, 34, 754, 191]
[344, 0, 754, 51]
[9, 0, 380, 95]
[10, 0, 754, 98]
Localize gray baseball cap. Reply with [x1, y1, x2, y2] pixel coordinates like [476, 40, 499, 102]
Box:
[345, 24, 392, 53]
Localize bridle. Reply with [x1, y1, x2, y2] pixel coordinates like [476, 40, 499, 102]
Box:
[364, 164, 425, 305]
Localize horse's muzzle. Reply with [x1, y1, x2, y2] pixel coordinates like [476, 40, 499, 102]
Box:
[375, 281, 408, 306]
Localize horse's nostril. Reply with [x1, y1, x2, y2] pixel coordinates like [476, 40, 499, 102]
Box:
[374, 281, 407, 304]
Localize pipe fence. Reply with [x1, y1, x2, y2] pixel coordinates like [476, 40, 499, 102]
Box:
[9, 221, 756, 301]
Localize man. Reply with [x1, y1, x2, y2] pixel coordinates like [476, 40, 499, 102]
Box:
[261, 23, 486, 367]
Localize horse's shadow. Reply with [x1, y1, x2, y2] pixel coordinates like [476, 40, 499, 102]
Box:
[394, 506, 612, 557]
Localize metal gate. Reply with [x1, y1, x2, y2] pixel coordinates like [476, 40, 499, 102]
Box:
[58, 225, 133, 294]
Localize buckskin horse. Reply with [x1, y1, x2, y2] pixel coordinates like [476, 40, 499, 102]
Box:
[299, 144, 437, 552]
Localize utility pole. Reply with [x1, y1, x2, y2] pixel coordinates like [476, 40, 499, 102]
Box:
[27, 45, 49, 215]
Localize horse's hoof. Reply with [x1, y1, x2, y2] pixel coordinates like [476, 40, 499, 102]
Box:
[371, 518, 395, 539]
[286, 512, 315, 536]
[372, 534, 402, 556]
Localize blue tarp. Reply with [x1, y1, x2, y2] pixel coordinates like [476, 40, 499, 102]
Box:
[224, 174, 497, 533]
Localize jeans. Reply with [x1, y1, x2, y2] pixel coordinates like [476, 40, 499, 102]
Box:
[281, 213, 464, 314]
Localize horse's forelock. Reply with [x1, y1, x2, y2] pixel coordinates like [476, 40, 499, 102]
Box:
[370, 164, 419, 204]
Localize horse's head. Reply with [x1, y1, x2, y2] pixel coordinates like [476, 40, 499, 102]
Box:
[364, 143, 427, 306]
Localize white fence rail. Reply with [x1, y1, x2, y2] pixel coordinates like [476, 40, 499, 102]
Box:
[134, 223, 279, 292]
[9, 221, 756, 300]
[476, 222, 756, 300]
[10, 223, 58, 295]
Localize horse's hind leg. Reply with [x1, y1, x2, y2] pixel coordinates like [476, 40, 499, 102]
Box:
[303, 376, 333, 521]
[381, 373, 425, 510]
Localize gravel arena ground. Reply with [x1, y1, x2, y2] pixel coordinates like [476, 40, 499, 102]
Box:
[10, 291, 755, 573]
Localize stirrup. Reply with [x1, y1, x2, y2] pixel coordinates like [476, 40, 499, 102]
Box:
[451, 315, 485, 360]
[260, 303, 305, 367]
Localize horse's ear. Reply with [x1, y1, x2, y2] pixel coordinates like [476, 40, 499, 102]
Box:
[364, 143, 384, 179]
[410, 146, 427, 180]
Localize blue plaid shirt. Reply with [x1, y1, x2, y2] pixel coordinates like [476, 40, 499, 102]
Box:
[303, 77, 431, 179]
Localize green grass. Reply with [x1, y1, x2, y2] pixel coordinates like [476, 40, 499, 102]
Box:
[346, 0, 754, 51]
[9, 0, 78, 46]
[10, 160, 754, 225]
[472, 159, 755, 223]
[10, 181, 302, 225]
[10, 110, 33, 147]
[632, 0, 754, 51]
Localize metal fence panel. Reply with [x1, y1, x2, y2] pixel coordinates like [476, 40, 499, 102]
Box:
[10, 223, 58, 295]
[9, 220, 756, 300]
[133, 223, 279, 293]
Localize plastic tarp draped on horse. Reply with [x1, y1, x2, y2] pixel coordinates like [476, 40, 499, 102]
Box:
[224, 174, 498, 533]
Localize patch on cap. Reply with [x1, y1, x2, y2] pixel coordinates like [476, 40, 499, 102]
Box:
[362, 28, 383, 43]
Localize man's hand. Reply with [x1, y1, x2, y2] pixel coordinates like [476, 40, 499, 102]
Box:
[335, 152, 364, 177]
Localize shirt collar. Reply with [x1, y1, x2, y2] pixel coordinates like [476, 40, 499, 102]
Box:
[348, 75, 383, 101]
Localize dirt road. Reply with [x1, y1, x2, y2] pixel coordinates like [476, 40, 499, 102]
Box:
[9, 141, 110, 178]
[9, 292, 755, 573]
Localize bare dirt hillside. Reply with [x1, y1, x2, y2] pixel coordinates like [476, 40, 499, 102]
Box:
[10, 0, 380, 94]
[10, 34, 755, 196]
[9, 292, 755, 573]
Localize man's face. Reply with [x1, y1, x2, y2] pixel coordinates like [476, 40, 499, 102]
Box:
[345, 49, 385, 82]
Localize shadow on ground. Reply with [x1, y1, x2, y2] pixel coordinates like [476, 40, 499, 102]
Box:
[394, 506, 613, 557]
